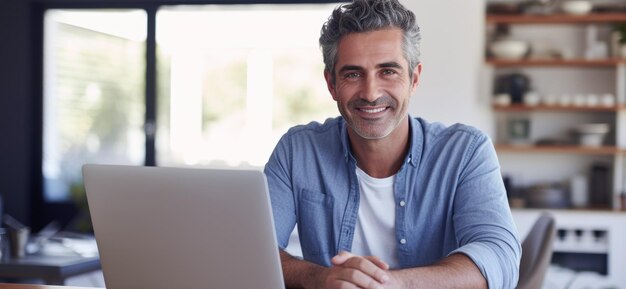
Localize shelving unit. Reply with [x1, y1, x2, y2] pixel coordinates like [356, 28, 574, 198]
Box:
[485, 12, 626, 211]
[486, 10, 626, 286]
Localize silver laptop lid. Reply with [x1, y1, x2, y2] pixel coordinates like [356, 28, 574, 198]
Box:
[83, 164, 285, 289]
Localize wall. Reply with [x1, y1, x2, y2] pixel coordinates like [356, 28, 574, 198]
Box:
[405, 0, 492, 136]
[0, 0, 34, 224]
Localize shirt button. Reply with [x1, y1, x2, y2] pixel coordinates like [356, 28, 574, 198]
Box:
[399, 200, 406, 207]
[400, 238, 406, 244]
[407, 157, 411, 163]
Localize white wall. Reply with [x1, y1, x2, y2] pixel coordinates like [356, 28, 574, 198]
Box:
[403, 0, 494, 136]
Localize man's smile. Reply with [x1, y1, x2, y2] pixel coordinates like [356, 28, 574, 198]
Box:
[358, 107, 388, 114]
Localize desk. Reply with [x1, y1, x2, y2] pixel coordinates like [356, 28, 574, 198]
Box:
[0, 255, 101, 285]
[0, 284, 100, 289]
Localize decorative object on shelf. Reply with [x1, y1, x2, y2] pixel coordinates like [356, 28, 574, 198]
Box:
[523, 0, 558, 15]
[584, 25, 609, 60]
[487, 2, 523, 15]
[557, 93, 572, 106]
[535, 137, 571, 146]
[508, 117, 532, 145]
[560, 0, 593, 15]
[589, 163, 612, 208]
[525, 183, 570, 208]
[544, 93, 559, 106]
[618, 191, 626, 211]
[600, 93, 615, 107]
[493, 93, 512, 106]
[593, 3, 626, 13]
[570, 174, 589, 208]
[535, 93, 615, 108]
[529, 42, 564, 60]
[524, 91, 541, 106]
[495, 72, 531, 103]
[585, 94, 600, 106]
[611, 22, 626, 58]
[572, 123, 610, 147]
[490, 39, 530, 60]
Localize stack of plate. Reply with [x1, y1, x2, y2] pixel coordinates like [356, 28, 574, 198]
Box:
[573, 123, 609, 147]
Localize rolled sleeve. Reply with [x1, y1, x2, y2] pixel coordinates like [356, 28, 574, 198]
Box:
[450, 235, 520, 289]
[452, 134, 521, 289]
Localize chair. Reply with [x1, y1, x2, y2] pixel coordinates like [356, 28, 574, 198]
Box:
[516, 213, 556, 289]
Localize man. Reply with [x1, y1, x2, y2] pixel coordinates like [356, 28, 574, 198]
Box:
[264, 0, 521, 288]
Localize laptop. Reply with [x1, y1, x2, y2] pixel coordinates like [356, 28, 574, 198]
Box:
[82, 164, 285, 289]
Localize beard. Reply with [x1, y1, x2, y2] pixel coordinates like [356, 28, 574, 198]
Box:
[339, 95, 407, 140]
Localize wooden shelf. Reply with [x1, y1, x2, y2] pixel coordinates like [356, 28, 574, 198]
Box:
[493, 104, 626, 112]
[495, 144, 624, 155]
[487, 13, 626, 24]
[486, 58, 623, 67]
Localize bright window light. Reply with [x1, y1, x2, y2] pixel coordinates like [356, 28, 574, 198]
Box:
[156, 4, 339, 168]
[43, 9, 146, 201]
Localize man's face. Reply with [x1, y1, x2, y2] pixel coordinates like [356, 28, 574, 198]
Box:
[325, 28, 421, 140]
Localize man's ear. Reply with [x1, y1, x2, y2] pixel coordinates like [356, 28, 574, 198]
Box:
[324, 70, 338, 101]
[410, 63, 422, 93]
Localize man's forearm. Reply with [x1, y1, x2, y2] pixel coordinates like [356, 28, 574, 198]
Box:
[279, 250, 487, 289]
[280, 250, 325, 289]
[390, 253, 487, 289]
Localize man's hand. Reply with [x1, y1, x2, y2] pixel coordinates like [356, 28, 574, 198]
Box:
[319, 251, 391, 289]
[281, 250, 484, 289]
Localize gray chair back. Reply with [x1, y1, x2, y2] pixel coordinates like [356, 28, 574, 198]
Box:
[517, 213, 556, 289]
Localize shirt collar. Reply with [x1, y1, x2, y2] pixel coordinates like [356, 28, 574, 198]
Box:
[340, 119, 352, 162]
[406, 115, 421, 168]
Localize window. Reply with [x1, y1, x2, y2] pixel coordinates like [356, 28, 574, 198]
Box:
[42, 3, 338, 203]
[156, 4, 337, 167]
[43, 10, 147, 201]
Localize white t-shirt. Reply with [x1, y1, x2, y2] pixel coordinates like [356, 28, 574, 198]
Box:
[351, 167, 399, 269]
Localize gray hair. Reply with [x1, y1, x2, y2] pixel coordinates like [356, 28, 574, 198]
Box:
[319, 0, 421, 81]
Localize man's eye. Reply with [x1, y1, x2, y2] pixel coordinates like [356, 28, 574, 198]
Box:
[344, 72, 360, 79]
[382, 69, 396, 75]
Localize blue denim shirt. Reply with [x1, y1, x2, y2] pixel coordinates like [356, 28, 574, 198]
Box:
[264, 116, 521, 289]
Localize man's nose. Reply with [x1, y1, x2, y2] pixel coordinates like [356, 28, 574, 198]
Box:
[361, 76, 382, 102]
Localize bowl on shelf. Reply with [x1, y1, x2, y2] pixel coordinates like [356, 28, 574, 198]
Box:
[525, 184, 570, 209]
[572, 123, 610, 147]
[490, 39, 529, 60]
[561, 1, 593, 15]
